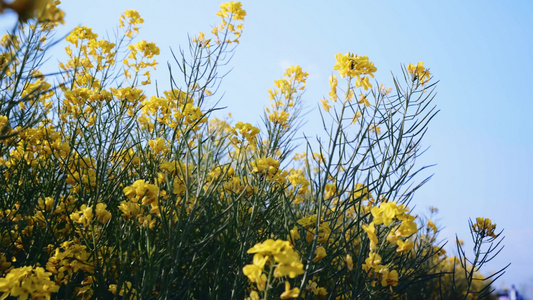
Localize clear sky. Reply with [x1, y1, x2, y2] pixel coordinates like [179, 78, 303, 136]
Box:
[4, 0, 533, 296]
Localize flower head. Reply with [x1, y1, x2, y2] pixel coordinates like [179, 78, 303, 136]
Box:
[407, 62, 431, 86]
[472, 217, 498, 239]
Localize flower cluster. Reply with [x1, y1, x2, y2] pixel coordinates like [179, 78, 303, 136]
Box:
[119, 9, 144, 38]
[297, 214, 331, 244]
[333, 52, 377, 90]
[407, 62, 431, 86]
[243, 239, 304, 297]
[251, 157, 287, 183]
[230, 121, 260, 149]
[361, 251, 400, 288]
[266, 65, 307, 129]
[123, 180, 159, 205]
[46, 241, 94, 283]
[369, 201, 418, 251]
[0, 266, 59, 299]
[472, 217, 498, 239]
[213, 1, 246, 44]
[123, 40, 160, 84]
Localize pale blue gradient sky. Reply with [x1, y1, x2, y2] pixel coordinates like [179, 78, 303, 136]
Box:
[6, 0, 533, 296]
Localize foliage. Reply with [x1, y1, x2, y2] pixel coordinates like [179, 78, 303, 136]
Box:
[0, 1, 507, 299]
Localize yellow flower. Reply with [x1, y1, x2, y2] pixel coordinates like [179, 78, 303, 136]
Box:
[407, 62, 431, 86]
[321, 99, 331, 112]
[427, 219, 438, 234]
[369, 124, 381, 134]
[251, 157, 286, 183]
[217, 1, 246, 21]
[243, 264, 263, 282]
[253, 253, 268, 269]
[129, 40, 160, 59]
[231, 121, 260, 148]
[0, 266, 59, 299]
[362, 222, 378, 251]
[290, 226, 300, 241]
[95, 203, 111, 224]
[148, 137, 168, 154]
[397, 218, 418, 237]
[333, 52, 377, 80]
[346, 254, 353, 271]
[396, 239, 414, 253]
[329, 75, 338, 101]
[280, 281, 300, 299]
[358, 94, 370, 107]
[70, 204, 94, 227]
[307, 280, 328, 297]
[284, 65, 308, 87]
[362, 252, 382, 272]
[355, 76, 372, 91]
[472, 217, 497, 239]
[379, 83, 392, 96]
[268, 110, 289, 128]
[380, 269, 399, 287]
[119, 200, 140, 220]
[66, 26, 98, 47]
[351, 111, 362, 124]
[108, 281, 135, 297]
[120, 10, 144, 38]
[46, 241, 94, 277]
[246, 239, 304, 279]
[371, 202, 395, 226]
[123, 180, 159, 205]
[246, 291, 260, 300]
[313, 246, 327, 262]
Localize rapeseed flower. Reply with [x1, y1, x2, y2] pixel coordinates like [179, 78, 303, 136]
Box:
[0, 266, 59, 299]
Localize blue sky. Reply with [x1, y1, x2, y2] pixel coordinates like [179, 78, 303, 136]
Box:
[5, 0, 533, 296]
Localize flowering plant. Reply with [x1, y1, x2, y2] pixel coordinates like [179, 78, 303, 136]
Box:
[0, 1, 507, 299]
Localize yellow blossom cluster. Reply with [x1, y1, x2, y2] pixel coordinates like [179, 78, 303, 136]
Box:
[361, 252, 399, 288]
[333, 52, 377, 90]
[192, 32, 211, 48]
[1, 123, 67, 169]
[109, 86, 146, 117]
[407, 62, 431, 86]
[65, 26, 97, 48]
[243, 239, 304, 297]
[427, 219, 438, 234]
[251, 157, 287, 183]
[286, 169, 310, 204]
[322, 52, 377, 115]
[120, 177, 177, 227]
[137, 90, 204, 132]
[352, 201, 420, 291]
[123, 179, 159, 205]
[46, 241, 94, 283]
[123, 40, 160, 85]
[0, 266, 59, 299]
[266, 65, 307, 129]
[119, 9, 144, 38]
[328, 75, 338, 102]
[306, 280, 327, 297]
[230, 121, 260, 149]
[213, 1, 246, 44]
[297, 215, 331, 244]
[472, 217, 498, 239]
[370, 201, 418, 251]
[148, 137, 169, 155]
[70, 203, 111, 227]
